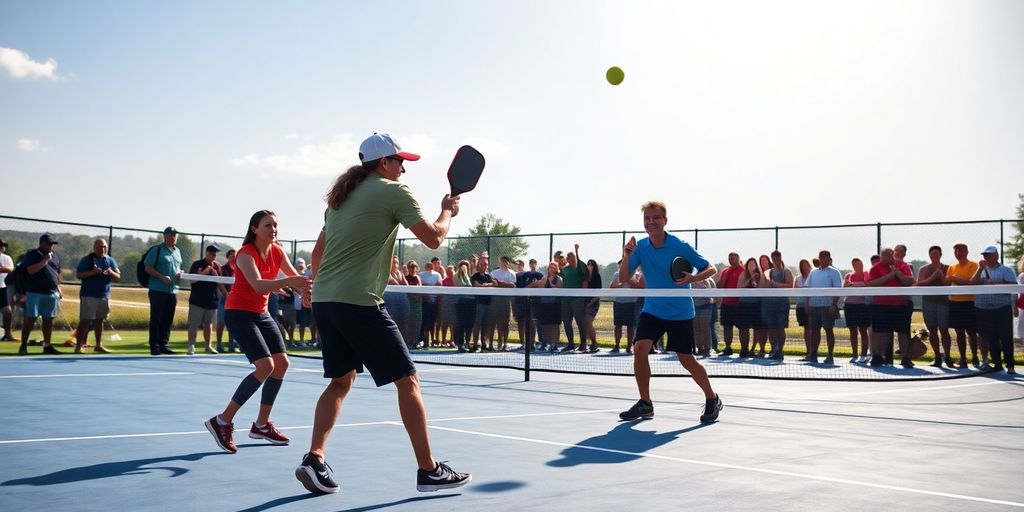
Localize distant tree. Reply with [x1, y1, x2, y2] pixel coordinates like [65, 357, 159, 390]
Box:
[448, 214, 530, 264]
[1003, 193, 1024, 262]
[119, 251, 143, 285]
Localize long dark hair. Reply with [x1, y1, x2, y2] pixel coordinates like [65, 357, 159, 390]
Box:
[586, 259, 602, 288]
[326, 160, 382, 210]
[242, 210, 276, 246]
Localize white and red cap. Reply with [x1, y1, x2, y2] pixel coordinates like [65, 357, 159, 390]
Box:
[359, 133, 420, 163]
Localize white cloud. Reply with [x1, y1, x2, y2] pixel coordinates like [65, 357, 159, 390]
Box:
[230, 133, 439, 177]
[462, 137, 509, 159]
[0, 47, 59, 80]
[16, 139, 42, 152]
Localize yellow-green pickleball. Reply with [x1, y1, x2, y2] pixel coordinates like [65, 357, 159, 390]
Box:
[606, 66, 624, 86]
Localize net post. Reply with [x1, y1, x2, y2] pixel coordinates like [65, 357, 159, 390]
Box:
[876, 222, 882, 255]
[548, 233, 553, 261]
[774, 226, 778, 251]
[694, 228, 699, 249]
[524, 326, 531, 382]
[999, 219, 1005, 265]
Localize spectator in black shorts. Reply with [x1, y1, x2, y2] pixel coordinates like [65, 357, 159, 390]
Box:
[717, 252, 743, 356]
[794, 259, 812, 355]
[866, 248, 915, 367]
[734, 257, 761, 358]
[514, 259, 543, 350]
[843, 258, 870, 364]
[945, 243, 980, 368]
[529, 262, 563, 351]
[611, 262, 640, 353]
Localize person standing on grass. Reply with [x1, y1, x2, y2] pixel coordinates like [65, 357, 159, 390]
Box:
[185, 244, 225, 355]
[972, 246, 1017, 374]
[1, 239, 17, 342]
[618, 201, 722, 423]
[75, 238, 120, 354]
[945, 243, 980, 368]
[204, 210, 311, 454]
[804, 250, 842, 364]
[144, 227, 183, 355]
[298, 133, 470, 495]
[216, 248, 237, 353]
[843, 257, 871, 364]
[916, 246, 952, 367]
[866, 248, 915, 368]
[18, 233, 64, 356]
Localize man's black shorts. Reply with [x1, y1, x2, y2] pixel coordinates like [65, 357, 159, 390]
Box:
[634, 312, 695, 354]
[949, 300, 976, 331]
[870, 304, 908, 334]
[720, 304, 739, 328]
[313, 301, 416, 387]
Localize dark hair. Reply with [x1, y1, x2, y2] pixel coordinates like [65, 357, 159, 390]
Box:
[586, 259, 602, 288]
[928, 245, 942, 254]
[242, 210, 276, 246]
[326, 160, 382, 210]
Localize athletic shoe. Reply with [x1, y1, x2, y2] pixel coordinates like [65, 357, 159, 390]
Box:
[979, 362, 992, 372]
[850, 357, 859, 364]
[943, 355, 955, 368]
[901, 359, 915, 369]
[295, 452, 340, 494]
[610, 348, 620, 354]
[700, 395, 723, 423]
[561, 345, 577, 353]
[930, 358, 942, 368]
[1, 335, 16, 342]
[216, 343, 225, 352]
[17, 344, 27, 356]
[971, 356, 980, 368]
[720, 347, 733, 356]
[619, 399, 654, 420]
[159, 346, 176, 355]
[249, 421, 290, 445]
[42, 345, 62, 355]
[957, 358, 968, 369]
[204, 416, 237, 454]
[187, 346, 195, 356]
[1007, 367, 1017, 375]
[991, 364, 1004, 373]
[869, 356, 884, 367]
[95, 345, 112, 354]
[416, 461, 472, 492]
[823, 356, 834, 365]
[738, 349, 750, 358]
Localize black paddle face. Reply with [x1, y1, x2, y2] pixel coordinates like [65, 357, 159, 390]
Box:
[448, 145, 485, 196]
[670, 256, 693, 281]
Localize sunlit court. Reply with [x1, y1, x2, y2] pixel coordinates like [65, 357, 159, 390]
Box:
[3, 0, 1024, 511]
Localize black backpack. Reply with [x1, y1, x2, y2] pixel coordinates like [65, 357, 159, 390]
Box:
[5, 253, 33, 294]
[136, 245, 162, 287]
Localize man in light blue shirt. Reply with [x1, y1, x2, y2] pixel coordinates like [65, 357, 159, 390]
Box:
[144, 226, 183, 355]
[804, 250, 843, 364]
[972, 246, 1018, 373]
[617, 201, 722, 424]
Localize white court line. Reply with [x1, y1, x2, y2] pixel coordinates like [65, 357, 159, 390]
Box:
[428, 424, 1024, 508]
[0, 372, 193, 379]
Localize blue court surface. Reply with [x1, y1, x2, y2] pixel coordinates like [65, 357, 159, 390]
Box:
[1, 355, 1022, 511]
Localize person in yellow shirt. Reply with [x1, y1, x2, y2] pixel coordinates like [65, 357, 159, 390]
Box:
[945, 243, 980, 369]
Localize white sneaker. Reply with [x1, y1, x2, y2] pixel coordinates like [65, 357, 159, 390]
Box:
[849, 357, 858, 364]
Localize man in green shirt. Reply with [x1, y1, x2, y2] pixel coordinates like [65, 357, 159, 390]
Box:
[296, 133, 471, 495]
[559, 243, 587, 352]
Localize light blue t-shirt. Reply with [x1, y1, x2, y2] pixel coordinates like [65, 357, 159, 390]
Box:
[805, 266, 842, 307]
[974, 264, 1017, 309]
[628, 233, 709, 321]
[144, 244, 183, 294]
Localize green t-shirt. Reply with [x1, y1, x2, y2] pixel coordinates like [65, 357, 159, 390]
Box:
[560, 261, 587, 289]
[144, 243, 183, 293]
[313, 175, 426, 306]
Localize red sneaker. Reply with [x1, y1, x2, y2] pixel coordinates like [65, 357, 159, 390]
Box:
[204, 416, 237, 453]
[249, 421, 290, 445]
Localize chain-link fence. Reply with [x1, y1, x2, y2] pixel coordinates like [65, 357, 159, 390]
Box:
[1, 215, 1020, 287]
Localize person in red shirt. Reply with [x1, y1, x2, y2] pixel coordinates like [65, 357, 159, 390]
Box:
[866, 248, 915, 367]
[716, 252, 743, 356]
[204, 210, 311, 454]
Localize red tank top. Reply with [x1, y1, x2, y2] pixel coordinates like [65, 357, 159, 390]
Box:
[719, 266, 743, 306]
[225, 243, 284, 314]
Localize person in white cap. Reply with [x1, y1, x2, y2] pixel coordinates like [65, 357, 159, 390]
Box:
[972, 246, 1018, 373]
[296, 133, 470, 495]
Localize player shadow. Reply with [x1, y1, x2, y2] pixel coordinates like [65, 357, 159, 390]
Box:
[235, 493, 322, 512]
[546, 421, 708, 468]
[334, 494, 461, 512]
[0, 451, 224, 487]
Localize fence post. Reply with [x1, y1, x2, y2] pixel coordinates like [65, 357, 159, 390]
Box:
[876, 223, 882, 255]
[446, 238, 451, 264]
[398, 239, 404, 263]
[622, 231, 626, 251]
[774, 226, 779, 251]
[291, 240, 297, 262]
[549, 233, 554, 260]
[694, 228, 699, 250]
[108, 225, 114, 255]
[200, 234, 206, 255]
[1000, 219, 1005, 265]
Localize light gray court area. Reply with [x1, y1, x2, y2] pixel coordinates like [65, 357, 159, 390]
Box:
[0, 355, 1021, 511]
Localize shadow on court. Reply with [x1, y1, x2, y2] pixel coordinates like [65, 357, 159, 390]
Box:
[0, 451, 225, 487]
[336, 494, 461, 512]
[237, 493, 322, 512]
[547, 421, 709, 467]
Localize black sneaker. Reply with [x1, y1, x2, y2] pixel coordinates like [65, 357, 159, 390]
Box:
[160, 346, 176, 355]
[943, 355, 955, 368]
[42, 345, 62, 355]
[901, 359, 915, 369]
[738, 349, 750, 358]
[700, 395, 723, 423]
[416, 461, 471, 492]
[295, 452, 340, 494]
[619, 399, 654, 420]
[720, 347, 733, 356]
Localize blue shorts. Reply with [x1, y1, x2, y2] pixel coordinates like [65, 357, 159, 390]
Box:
[25, 291, 59, 318]
[313, 301, 416, 387]
[216, 294, 226, 323]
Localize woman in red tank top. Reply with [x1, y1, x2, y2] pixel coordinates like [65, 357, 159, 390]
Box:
[204, 210, 311, 454]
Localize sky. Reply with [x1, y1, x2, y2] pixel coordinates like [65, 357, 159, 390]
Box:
[2, 0, 1022, 262]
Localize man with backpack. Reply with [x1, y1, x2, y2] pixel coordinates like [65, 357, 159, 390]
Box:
[18, 233, 64, 355]
[143, 227, 183, 355]
[75, 238, 120, 354]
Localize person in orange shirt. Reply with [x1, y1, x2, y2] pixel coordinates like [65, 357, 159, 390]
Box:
[945, 243, 980, 369]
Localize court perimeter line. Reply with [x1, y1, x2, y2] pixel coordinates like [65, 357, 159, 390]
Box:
[0, 372, 194, 379]
[427, 424, 1024, 508]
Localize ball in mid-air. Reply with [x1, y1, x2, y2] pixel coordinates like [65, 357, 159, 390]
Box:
[606, 66, 624, 86]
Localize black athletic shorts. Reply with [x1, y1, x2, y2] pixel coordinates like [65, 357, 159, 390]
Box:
[634, 312, 695, 354]
[720, 304, 739, 328]
[313, 301, 416, 387]
[949, 300, 976, 331]
[0, 288, 8, 309]
[224, 310, 287, 364]
[870, 304, 908, 334]
[613, 302, 636, 327]
[844, 303, 871, 328]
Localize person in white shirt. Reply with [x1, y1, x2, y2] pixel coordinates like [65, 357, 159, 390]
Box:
[489, 256, 518, 350]
[418, 261, 443, 348]
[0, 239, 15, 341]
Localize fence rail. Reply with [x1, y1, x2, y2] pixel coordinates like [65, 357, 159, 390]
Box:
[1, 214, 1021, 288]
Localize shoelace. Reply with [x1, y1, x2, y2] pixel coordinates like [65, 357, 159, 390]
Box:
[434, 461, 456, 478]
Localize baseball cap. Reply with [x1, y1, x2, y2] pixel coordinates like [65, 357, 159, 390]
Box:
[359, 133, 420, 163]
[163, 226, 179, 235]
[294, 258, 306, 265]
[981, 246, 998, 255]
[0, 238, 6, 247]
[205, 244, 221, 253]
[39, 233, 59, 244]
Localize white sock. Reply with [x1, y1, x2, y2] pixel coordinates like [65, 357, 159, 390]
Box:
[216, 415, 229, 426]
[255, 422, 266, 429]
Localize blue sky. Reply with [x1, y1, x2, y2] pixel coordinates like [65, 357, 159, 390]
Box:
[2, 1, 1022, 260]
